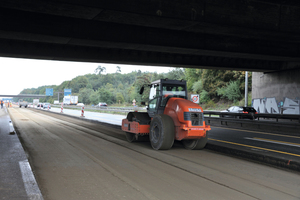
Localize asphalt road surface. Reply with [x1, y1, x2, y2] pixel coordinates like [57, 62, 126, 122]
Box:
[49, 107, 300, 163]
[50, 107, 125, 125]
[9, 107, 300, 200]
[208, 127, 300, 162]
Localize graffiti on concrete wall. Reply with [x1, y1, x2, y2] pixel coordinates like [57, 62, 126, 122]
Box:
[252, 97, 300, 114]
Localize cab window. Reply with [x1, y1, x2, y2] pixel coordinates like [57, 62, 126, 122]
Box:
[162, 84, 186, 98]
[149, 84, 160, 101]
[148, 98, 158, 111]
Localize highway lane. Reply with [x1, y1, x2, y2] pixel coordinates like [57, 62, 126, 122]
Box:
[48, 107, 125, 125]
[208, 127, 300, 162]
[43, 107, 300, 164]
[9, 107, 300, 200]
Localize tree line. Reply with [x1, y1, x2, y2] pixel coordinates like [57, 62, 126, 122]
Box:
[14, 66, 251, 106]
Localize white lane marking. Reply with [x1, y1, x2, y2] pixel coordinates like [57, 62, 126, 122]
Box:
[19, 160, 44, 200]
[245, 137, 300, 148]
[9, 120, 15, 134]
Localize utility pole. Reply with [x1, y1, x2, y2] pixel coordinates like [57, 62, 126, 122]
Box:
[55, 91, 63, 102]
[245, 71, 248, 107]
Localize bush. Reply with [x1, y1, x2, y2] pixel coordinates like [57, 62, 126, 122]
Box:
[239, 92, 252, 106]
[217, 80, 242, 102]
[200, 90, 210, 103]
[192, 80, 203, 94]
[206, 100, 216, 108]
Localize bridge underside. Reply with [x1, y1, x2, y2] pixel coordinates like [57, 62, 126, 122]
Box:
[0, 0, 300, 72]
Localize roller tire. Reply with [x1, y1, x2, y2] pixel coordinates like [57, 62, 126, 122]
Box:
[149, 114, 174, 150]
[182, 134, 208, 150]
[125, 132, 137, 142]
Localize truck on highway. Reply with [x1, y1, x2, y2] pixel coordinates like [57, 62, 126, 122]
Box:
[63, 96, 78, 105]
[18, 99, 28, 108]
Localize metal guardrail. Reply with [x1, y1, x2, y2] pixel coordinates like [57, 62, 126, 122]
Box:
[52, 105, 300, 123]
[255, 113, 300, 123]
[52, 105, 146, 115]
[203, 111, 300, 123]
[203, 111, 300, 135]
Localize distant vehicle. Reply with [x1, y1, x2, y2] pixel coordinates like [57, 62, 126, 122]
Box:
[220, 106, 258, 119]
[63, 96, 78, 105]
[76, 103, 84, 107]
[28, 103, 33, 108]
[96, 102, 107, 107]
[37, 103, 43, 108]
[18, 99, 28, 108]
[33, 99, 39, 106]
[43, 103, 51, 109]
[54, 100, 59, 104]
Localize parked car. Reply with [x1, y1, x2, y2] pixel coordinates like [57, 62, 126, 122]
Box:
[43, 103, 51, 109]
[96, 102, 107, 107]
[220, 106, 258, 119]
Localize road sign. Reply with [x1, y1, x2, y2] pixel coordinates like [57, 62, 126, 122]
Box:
[33, 99, 39, 104]
[46, 88, 53, 96]
[64, 89, 72, 96]
[191, 94, 199, 104]
[1, 98, 12, 101]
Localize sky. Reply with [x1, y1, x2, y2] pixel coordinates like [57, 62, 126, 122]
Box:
[0, 57, 174, 96]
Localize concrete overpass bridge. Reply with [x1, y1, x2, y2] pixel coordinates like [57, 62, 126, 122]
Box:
[0, 0, 299, 111]
[0, 95, 46, 98]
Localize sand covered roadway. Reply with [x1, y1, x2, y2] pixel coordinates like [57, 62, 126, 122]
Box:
[9, 107, 300, 200]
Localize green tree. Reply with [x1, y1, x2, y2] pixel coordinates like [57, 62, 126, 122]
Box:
[134, 74, 151, 104]
[184, 68, 202, 91]
[201, 69, 236, 100]
[151, 72, 165, 81]
[98, 88, 113, 104]
[89, 91, 100, 105]
[192, 80, 203, 94]
[86, 83, 93, 90]
[16, 66, 252, 106]
[117, 83, 124, 91]
[58, 81, 71, 92]
[79, 88, 93, 104]
[71, 76, 88, 93]
[166, 68, 185, 80]
[116, 66, 121, 73]
[200, 90, 210, 103]
[94, 66, 106, 75]
[129, 87, 139, 105]
[116, 92, 125, 104]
